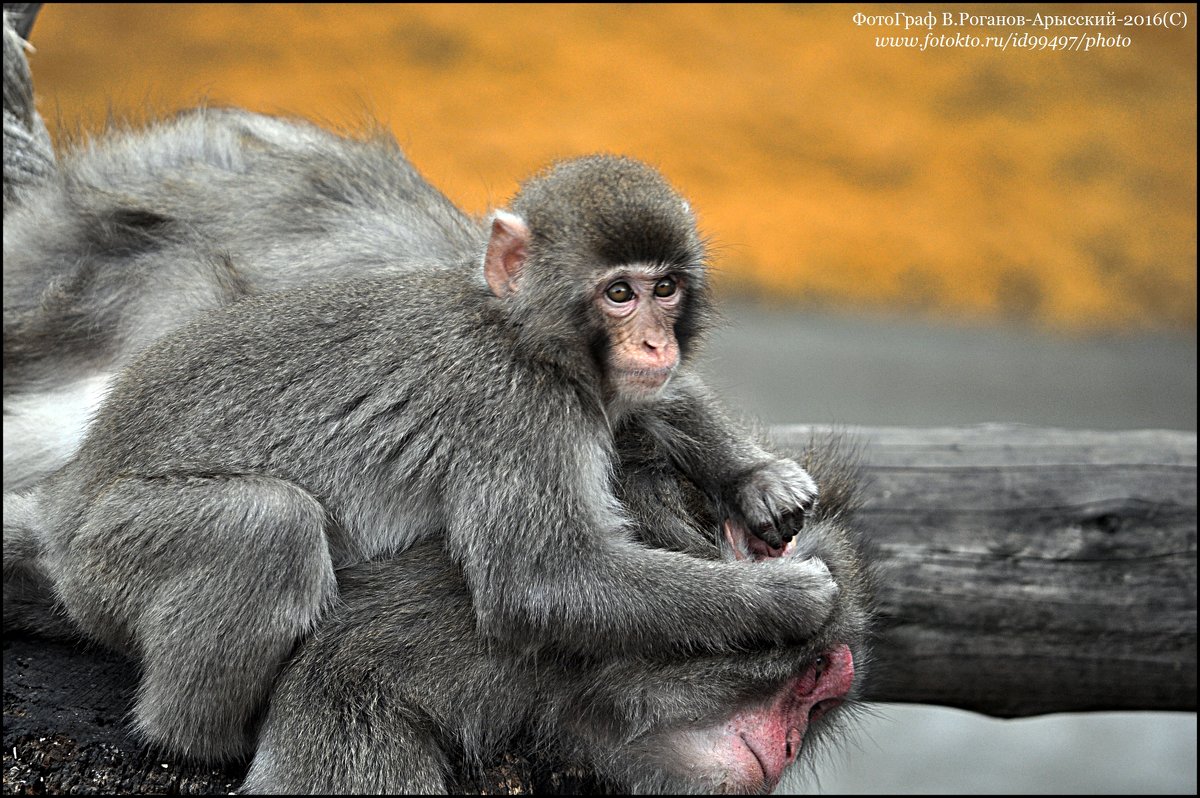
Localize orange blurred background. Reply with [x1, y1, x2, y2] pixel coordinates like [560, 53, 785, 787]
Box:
[27, 3, 1197, 332]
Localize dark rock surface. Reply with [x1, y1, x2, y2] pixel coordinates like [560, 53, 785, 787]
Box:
[3, 636, 243, 794]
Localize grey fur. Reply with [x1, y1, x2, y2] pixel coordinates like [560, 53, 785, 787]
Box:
[243, 432, 875, 794]
[2, 5, 53, 207]
[2, 9, 872, 790]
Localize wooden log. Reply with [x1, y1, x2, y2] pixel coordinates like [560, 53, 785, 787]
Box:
[771, 424, 1197, 717]
[3, 425, 1195, 794]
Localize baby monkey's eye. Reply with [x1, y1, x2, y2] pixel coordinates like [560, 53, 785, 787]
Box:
[653, 276, 678, 298]
[606, 281, 634, 303]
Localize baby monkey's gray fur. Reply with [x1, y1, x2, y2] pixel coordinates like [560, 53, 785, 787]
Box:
[3, 7, 872, 791]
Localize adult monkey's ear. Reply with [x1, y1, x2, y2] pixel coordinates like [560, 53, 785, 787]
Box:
[483, 210, 531, 298]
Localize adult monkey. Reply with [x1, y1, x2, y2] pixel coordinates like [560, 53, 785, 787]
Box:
[2, 4, 857, 776]
[244, 430, 874, 795]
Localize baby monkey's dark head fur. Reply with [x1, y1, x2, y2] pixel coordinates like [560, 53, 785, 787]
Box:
[484, 155, 714, 406]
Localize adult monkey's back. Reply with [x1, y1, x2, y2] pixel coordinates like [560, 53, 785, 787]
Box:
[4, 8, 838, 762]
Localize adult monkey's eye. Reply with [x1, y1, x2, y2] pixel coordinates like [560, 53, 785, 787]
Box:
[653, 276, 678, 298]
[606, 281, 634, 303]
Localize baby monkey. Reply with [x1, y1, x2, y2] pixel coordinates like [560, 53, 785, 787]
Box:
[8, 154, 832, 759]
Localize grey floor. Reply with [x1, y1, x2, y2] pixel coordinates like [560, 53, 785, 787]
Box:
[693, 304, 1197, 795]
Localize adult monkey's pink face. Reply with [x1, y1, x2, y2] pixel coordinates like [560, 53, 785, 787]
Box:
[668, 644, 855, 794]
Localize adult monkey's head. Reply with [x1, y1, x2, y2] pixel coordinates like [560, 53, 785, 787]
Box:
[482, 155, 715, 405]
